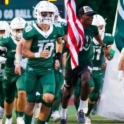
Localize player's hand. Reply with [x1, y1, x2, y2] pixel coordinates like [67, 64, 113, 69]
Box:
[103, 47, 111, 59]
[61, 80, 66, 90]
[54, 60, 60, 69]
[102, 63, 107, 70]
[40, 50, 50, 58]
[0, 56, 6, 63]
[15, 63, 21, 75]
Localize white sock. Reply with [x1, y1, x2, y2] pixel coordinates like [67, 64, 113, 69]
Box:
[61, 107, 67, 119]
[78, 99, 86, 112]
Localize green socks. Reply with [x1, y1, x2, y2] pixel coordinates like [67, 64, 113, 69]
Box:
[24, 113, 33, 124]
[85, 103, 94, 116]
[74, 101, 79, 111]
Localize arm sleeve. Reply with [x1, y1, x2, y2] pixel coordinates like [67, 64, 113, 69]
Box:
[104, 33, 114, 46]
[56, 26, 65, 38]
[22, 24, 35, 40]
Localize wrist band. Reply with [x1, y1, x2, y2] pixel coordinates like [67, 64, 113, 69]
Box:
[55, 52, 62, 62]
[15, 54, 22, 63]
[34, 52, 40, 58]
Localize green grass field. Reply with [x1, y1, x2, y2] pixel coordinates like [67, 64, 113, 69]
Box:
[2, 106, 124, 124]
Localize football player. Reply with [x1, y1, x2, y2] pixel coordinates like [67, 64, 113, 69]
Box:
[0, 21, 10, 123]
[84, 14, 115, 124]
[20, 1, 64, 124]
[0, 17, 26, 124]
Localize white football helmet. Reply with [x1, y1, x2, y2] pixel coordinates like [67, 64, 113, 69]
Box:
[34, 1, 41, 18]
[58, 16, 67, 24]
[52, 4, 59, 22]
[10, 17, 26, 41]
[35, 1, 55, 25]
[92, 14, 106, 36]
[0, 21, 10, 36]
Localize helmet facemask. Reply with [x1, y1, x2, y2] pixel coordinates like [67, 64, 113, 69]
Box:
[37, 11, 54, 25]
[97, 24, 105, 37]
[10, 17, 26, 41]
[11, 29, 23, 41]
[92, 15, 106, 37]
[35, 1, 55, 26]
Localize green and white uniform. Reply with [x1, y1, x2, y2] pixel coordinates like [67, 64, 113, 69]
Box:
[0, 35, 25, 104]
[23, 23, 64, 102]
[74, 33, 114, 99]
[90, 33, 114, 89]
[53, 21, 66, 99]
[0, 56, 5, 107]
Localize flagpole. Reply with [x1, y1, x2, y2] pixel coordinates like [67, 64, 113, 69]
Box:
[112, 1, 119, 35]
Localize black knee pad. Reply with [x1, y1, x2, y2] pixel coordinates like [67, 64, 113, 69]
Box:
[42, 100, 53, 107]
[5, 98, 14, 104]
[89, 92, 99, 102]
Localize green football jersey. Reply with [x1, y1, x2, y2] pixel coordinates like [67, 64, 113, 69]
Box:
[54, 21, 67, 34]
[0, 56, 5, 76]
[25, 20, 37, 26]
[0, 35, 17, 68]
[92, 33, 114, 68]
[23, 23, 65, 69]
[65, 25, 99, 69]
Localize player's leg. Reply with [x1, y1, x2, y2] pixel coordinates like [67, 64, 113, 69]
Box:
[3, 74, 18, 124]
[24, 67, 37, 124]
[33, 82, 42, 121]
[91, 70, 105, 115]
[50, 69, 63, 122]
[60, 69, 78, 124]
[85, 73, 102, 124]
[83, 76, 94, 124]
[77, 62, 92, 123]
[74, 78, 81, 111]
[77, 71, 90, 123]
[37, 70, 55, 124]
[16, 73, 26, 124]
[14, 97, 18, 118]
[0, 76, 5, 123]
[51, 94, 61, 121]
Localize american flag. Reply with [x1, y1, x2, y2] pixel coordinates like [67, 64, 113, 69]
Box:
[64, 0, 85, 69]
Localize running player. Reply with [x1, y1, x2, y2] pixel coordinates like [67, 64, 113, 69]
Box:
[21, 1, 64, 124]
[60, 6, 111, 124]
[0, 17, 26, 124]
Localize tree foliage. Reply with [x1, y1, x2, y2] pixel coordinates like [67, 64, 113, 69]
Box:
[76, 0, 118, 33]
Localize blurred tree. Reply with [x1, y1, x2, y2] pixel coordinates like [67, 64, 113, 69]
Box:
[76, 0, 118, 33]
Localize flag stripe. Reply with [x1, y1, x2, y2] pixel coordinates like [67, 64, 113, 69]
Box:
[68, 23, 80, 53]
[64, 0, 85, 69]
